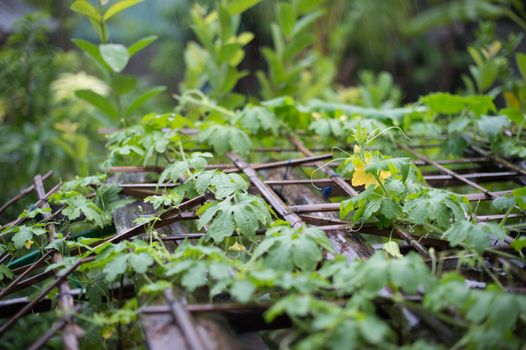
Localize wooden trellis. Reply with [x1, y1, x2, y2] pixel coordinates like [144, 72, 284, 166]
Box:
[0, 132, 525, 350]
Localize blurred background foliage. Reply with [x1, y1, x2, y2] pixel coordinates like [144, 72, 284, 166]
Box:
[1, 0, 525, 218]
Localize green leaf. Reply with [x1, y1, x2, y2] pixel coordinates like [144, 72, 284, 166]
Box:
[12, 225, 46, 250]
[128, 35, 158, 57]
[126, 86, 166, 116]
[511, 237, 526, 252]
[339, 186, 383, 223]
[207, 210, 235, 243]
[309, 118, 344, 139]
[165, 260, 193, 277]
[358, 317, 389, 345]
[476, 61, 498, 92]
[365, 157, 411, 182]
[158, 161, 189, 184]
[194, 171, 215, 194]
[296, 0, 325, 14]
[251, 236, 279, 261]
[292, 235, 322, 270]
[442, 221, 506, 253]
[277, 2, 296, 37]
[389, 254, 431, 293]
[111, 74, 137, 95]
[0, 265, 13, 281]
[210, 173, 248, 199]
[477, 116, 509, 139]
[139, 280, 171, 296]
[198, 193, 271, 243]
[516, 53, 526, 81]
[75, 89, 119, 119]
[491, 196, 515, 211]
[99, 44, 130, 72]
[104, 254, 129, 282]
[218, 43, 244, 65]
[486, 293, 520, 332]
[199, 124, 252, 156]
[103, 0, 143, 21]
[256, 225, 329, 271]
[420, 92, 495, 116]
[448, 117, 470, 134]
[380, 199, 402, 219]
[230, 280, 255, 303]
[340, 198, 355, 220]
[71, 0, 101, 21]
[512, 187, 526, 210]
[56, 193, 108, 228]
[145, 192, 182, 210]
[181, 262, 207, 291]
[236, 106, 280, 135]
[265, 294, 312, 322]
[72, 38, 108, 69]
[129, 252, 154, 274]
[500, 107, 524, 125]
[226, 0, 262, 15]
[404, 189, 466, 228]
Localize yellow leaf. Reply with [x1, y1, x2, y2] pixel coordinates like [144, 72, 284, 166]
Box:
[352, 166, 377, 188]
[504, 92, 520, 109]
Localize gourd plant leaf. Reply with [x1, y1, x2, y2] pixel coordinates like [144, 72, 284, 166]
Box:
[12, 225, 47, 250]
[403, 188, 467, 228]
[442, 221, 507, 253]
[197, 193, 272, 243]
[511, 186, 526, 210]
[365, 157, 411, 182]
[309, 117, 344, 139]
[251, 224, 334, 271]
[198, 124, 252, 156]
[158, 153, 212, 185]
[190, 171, 248, 199]
[420, 92, 496, 117]
[477, 115, 510, 140]
[236, 106, 280, 135]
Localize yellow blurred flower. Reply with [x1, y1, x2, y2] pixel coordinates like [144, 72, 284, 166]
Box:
[101, 326, 113, 339]
[229, 242, 246, 252]
[24, 239, 34, 250]
[51, 71, 109, 103]
[55, 121, 79, 135]
[353, 144, 361, 154]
